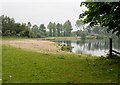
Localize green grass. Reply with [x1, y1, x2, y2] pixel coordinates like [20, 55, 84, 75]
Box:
[41, 36, 108, 40]
[41, 37, 81, 40]
[0, 45, 2, 84]
[0, 37, 2, 84]
[2, 36, 30, 40]
[2, 45, 119, 83]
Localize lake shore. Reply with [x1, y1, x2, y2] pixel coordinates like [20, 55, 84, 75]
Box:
[1, 38, 94, 56]
[2, 39, 62, 53]
[2, 37, 120, 56]
[40, 36, 109, 40]
[41, 37, 81, 40]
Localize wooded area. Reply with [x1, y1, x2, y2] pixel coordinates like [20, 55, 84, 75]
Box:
[0, 15, 73, 38]
[0, 15, 118, 39]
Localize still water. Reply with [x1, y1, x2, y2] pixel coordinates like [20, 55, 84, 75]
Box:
[55, 39, 120, 56]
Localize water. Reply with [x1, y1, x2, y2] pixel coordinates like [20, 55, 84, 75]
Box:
[55, 39, 120, 56]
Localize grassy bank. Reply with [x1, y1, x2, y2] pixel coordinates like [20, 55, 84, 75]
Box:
[2, 36, 80, 41]
[41, 37, 81, 40]
[2, 36, 30, 40]
[2, 45, 119, 83]
[0, 45, 2, 84]
[2, 36, 109, 41]
[41, 36, 109, 40]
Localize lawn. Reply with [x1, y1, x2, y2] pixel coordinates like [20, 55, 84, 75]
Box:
[0, 45, 2, 84]
[2, 45, 119, 83]
[0, 37, 2, 84]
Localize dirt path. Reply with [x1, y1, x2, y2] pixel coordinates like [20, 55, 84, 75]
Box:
[2, 39, 61, 53]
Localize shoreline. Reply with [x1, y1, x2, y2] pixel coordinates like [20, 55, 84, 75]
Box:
[2, 39, 62, 53]
[2, 39, 97, 57]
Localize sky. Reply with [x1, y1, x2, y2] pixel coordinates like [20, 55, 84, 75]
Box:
[0, 0, 87, 31]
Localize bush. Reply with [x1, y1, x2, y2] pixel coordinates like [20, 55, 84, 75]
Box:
[11, 31, 16, 36]
[4, 30, 11, 36]
[61, 45, 73, 52]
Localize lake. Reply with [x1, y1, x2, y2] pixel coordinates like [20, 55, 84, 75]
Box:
[54, 39, 120, 56]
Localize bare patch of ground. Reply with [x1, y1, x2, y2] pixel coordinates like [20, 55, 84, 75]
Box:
[2, 39, 62, 53]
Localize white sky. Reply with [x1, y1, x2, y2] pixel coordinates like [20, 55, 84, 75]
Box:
[0, 0, 87, 31]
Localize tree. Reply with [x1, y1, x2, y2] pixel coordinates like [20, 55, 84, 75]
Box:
[11, 31, 16, 36]
[47, 22, 53, 36]
[31, 25, 39, 38]
[56, 23, 62, 36]
[47, 22, 57, 37]
[4, 30, 11, 36]
[75, 19, 84, 30]
[27, 22, 32, 29]
[0, 16, 2, 36]
[39, 24, 46, 32]
[63, 20, 73, 36]
[1, 15, 31, 37]
[52, 22, 56, 37]
[2, 16, 15, 35]
[39, 24, 47, 37]
[14, 23, 21, 34]
[80, 2, 120, 36]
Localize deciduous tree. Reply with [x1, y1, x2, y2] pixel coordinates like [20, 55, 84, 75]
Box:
[80, 2, 120, 36]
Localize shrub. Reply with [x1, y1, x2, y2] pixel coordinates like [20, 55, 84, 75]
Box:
[61, 45, 73, 52]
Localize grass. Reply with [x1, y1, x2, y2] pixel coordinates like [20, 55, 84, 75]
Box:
[0, 37, 2, 84]
[41, 37, 81, 40]
[2, 45, 119, 83]
[2, 36, 80, 41]
[0, 45, 2, 84]
[41, 36, 109, 40]
[2, 36, 31, 40]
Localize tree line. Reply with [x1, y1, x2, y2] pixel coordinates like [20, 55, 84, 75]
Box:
[0, 15, 73, 38]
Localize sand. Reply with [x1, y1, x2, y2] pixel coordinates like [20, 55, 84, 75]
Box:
[2, 39, 61, 53]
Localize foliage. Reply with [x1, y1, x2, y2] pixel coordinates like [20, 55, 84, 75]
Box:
[1, 15, 73, 38]
[63, 20, 73, 36]
[39, 24, 47, 37]
[56, 23, 62, 37]
[1, 15, 48, 38]
[39, 24, 46, 33]
[74, 22, 117, 38]
[47, 22, 57, 37]
[52, 23, 56, 37]
[1, 15, 31, 37]
[27, 22, 32, 29]
[47, 20, 72, 37]
[47, 22, 53, 36]
[81, 32, 86, 40]
[75, 19, 84, 30]
[80, 2, 120, 36]
[0, 17, 2, 36]
[61, 45, 73, 52]
[31, 25, 39, 37]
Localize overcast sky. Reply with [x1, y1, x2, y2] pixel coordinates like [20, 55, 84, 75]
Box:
[1, 0, 87, 31]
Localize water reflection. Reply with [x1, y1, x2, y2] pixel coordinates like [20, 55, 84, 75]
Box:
[56, 39, 120, 56]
